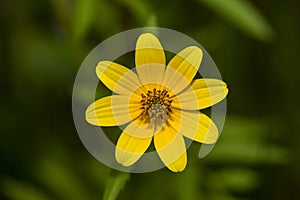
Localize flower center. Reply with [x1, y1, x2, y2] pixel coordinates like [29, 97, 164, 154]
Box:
[140, 88, 173, 124]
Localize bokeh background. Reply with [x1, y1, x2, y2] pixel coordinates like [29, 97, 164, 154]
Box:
[1, 0, 300, 199]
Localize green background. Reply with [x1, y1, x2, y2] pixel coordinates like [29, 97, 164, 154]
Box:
[1, 0, 300, 199]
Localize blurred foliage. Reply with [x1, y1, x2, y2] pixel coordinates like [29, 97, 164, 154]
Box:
[1, 0, 300, 200]
[199, 0, 274, 42]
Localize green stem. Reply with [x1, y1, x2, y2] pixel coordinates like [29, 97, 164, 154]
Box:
[102, 169, 130, 200]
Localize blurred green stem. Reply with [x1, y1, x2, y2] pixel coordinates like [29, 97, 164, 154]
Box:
[102, 169, 130, 200]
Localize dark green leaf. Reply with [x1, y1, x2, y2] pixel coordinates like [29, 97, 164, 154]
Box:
[199, 0, 274, 41]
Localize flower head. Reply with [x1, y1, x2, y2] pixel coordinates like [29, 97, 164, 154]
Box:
[86, 33, 228, 172]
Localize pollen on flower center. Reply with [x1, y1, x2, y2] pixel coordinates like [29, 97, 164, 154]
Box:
[140, 88, 173, 123]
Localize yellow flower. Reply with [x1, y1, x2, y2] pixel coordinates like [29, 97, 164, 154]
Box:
[85, 33, 228, 172]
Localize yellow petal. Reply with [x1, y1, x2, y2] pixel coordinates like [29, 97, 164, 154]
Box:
[96, 61, 143, 96]
[167, 152, 187, 173]
[173, 78, 229, 110]
[162, 46, 203, 94]
[123, 117, 156, 139]
[115, 132, 152, 166]
[168, 109, 219, 144]
[135, 33, 166, 86]
[85, 95, 141, 126]
[154, 124, 187, 172]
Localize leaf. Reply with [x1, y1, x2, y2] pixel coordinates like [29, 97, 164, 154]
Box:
[218, 168, 260, 192]
[73, 0, 96, 41]
[36, 158, 91, 200]
[198, 0, 274, 42]
[145, 14, 158, 27]
[1, 178, 51, 200]
[102, 170, 130, 200]
[205, 116, 290, 165]
[118, 0, 153, 26]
